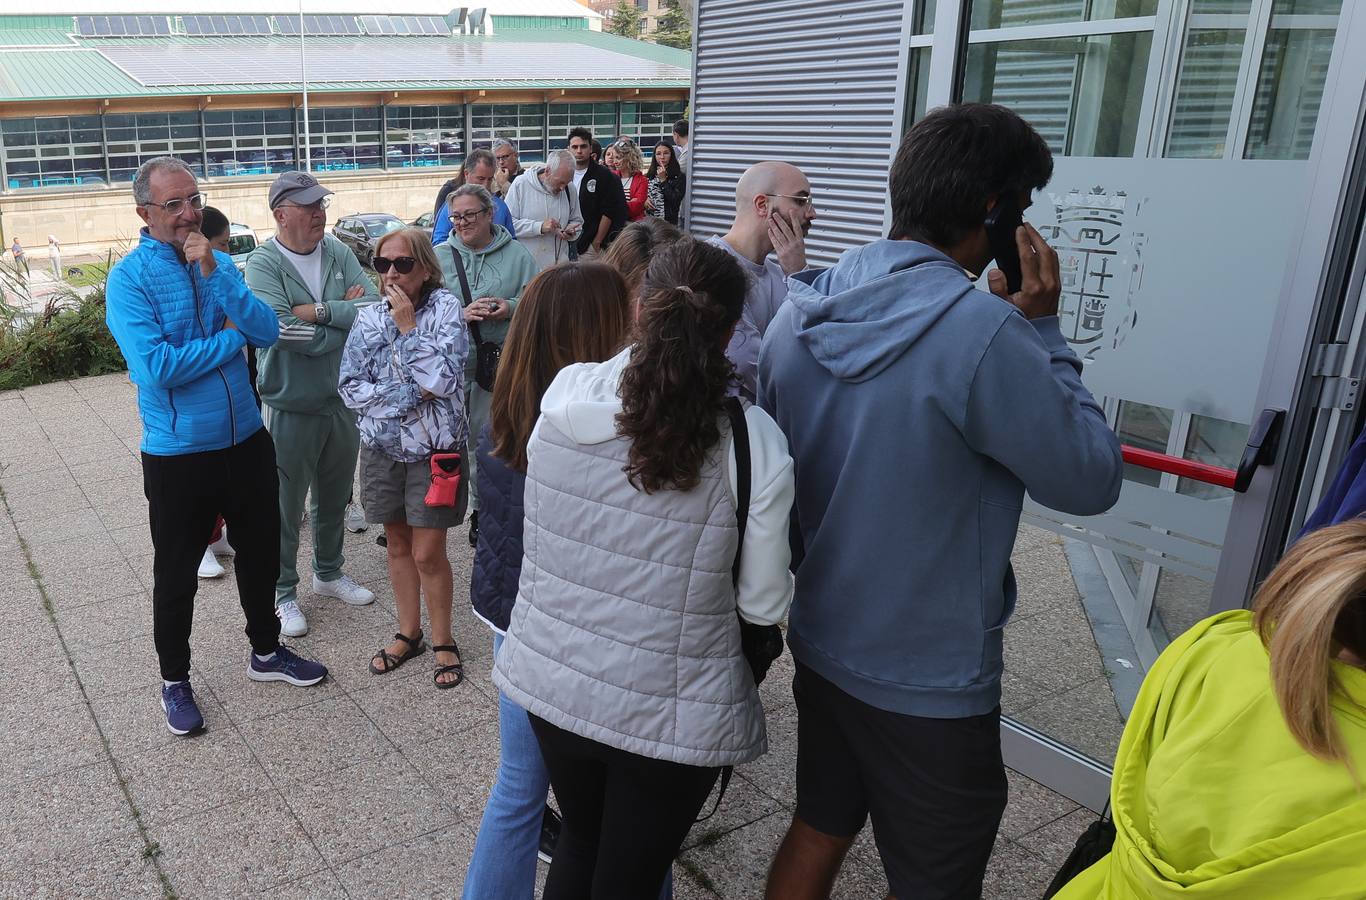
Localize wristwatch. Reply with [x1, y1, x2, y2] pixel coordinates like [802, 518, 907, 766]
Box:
[314, 302, 330, 324]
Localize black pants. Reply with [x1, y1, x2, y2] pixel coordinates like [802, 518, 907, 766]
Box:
[792, 662, 1008, 900]
[529, 715, 721, 900]
[142, 426, 281, 681]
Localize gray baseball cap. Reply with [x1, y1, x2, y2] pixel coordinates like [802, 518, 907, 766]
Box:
[268, 171, 333, 209]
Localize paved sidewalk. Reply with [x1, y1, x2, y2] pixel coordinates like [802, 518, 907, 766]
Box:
[1, 373, 1094, 899]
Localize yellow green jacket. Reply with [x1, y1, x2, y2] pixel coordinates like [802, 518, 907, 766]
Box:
[1056, 610, 1366, 899]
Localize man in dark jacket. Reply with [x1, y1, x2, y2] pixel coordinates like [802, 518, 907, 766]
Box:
[567, 127, 627, 256]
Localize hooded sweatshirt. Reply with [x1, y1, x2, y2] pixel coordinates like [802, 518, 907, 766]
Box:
[759, 239, 1122, 718]
[436, 223, 536, 351]
[504, 164, 583, 271]
[1055, 610, 1366, 900]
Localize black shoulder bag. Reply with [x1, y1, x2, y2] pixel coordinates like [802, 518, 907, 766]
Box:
[1042, 805, 1115, 897]
[448, 246, 500, 392]
[696, 397, 786, 824]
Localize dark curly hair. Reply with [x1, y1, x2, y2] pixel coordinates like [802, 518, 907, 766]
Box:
[616, 238, 747, 494]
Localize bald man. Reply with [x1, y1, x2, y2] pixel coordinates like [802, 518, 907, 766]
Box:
[706, 161, 817, 401]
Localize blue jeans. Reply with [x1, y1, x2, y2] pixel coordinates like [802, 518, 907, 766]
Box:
[463, 635, 675, 900]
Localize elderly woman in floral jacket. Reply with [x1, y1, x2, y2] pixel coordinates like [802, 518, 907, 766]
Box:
[338, 226, 470, 688]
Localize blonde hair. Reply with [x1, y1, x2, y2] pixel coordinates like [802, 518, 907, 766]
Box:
[1254, 520, 1366, 767]
[373, 227, 444, 297]
[611, 139, 644, 178]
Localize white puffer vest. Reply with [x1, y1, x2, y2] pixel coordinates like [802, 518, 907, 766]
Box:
[493, 400, 766, 768]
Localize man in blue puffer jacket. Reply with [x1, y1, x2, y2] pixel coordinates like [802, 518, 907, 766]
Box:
[105, 157, 329, 738]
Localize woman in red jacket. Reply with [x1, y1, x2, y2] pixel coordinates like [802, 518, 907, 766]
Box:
[607, 139, 649, 222]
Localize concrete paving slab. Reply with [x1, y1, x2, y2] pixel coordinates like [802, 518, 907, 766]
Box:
[405, 721, 503, 823]
[236, 694, 394, 786]
[1016, 806, 1100, 869]
[200, 657, 348, 722]
[0, 698, 105, 789]
[119, 726, 271, 826]
[0, 761, 134, 866]
[53, 590, 155, 651]
[999, 769, 1080, 840]
[67, 634, 166, 700]
[282, 751, 461, 865]
[352, 665, 498, 750]
[680, 771, 785, 852]
[153, 793, 327, 899]
[270, 869, 352, 900]
[8, 832, 165, 900]
[36, 563, 145, 614]
[982, 836, 1058, 899]
[335, 821, 477, 898]
[1015, 677, 1125, 765]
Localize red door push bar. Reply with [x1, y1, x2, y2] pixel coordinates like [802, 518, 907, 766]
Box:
[1121, 445, 1238, 490]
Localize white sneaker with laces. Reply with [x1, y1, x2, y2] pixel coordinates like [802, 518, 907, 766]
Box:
[197, 547, 225, 579]
[313, 573, 375, 606]
[344, 502, 368, 533]
[276, 599, 309, 637]
[208, 529, 235, 557]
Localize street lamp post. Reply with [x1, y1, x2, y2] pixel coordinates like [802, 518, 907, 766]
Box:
[299, 1, 312, 172]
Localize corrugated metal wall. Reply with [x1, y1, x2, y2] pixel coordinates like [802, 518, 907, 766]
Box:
[687, 0, 907, 264]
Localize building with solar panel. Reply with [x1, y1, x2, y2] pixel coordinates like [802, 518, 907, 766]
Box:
[0, 2, 690, 254]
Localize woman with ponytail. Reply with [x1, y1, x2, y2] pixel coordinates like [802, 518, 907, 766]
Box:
[1052, 520, 1366, 899]
[493, 237, 796, 898]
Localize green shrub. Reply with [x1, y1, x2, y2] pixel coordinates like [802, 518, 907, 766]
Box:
[0, 269, 126, 391]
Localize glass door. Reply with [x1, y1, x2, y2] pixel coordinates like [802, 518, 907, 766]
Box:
[909, 0, 1363, 808]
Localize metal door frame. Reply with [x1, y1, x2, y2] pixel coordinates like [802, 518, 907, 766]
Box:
[891, 0, 1366, 810]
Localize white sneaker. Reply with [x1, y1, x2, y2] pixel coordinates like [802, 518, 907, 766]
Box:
[313, 574, 375, 606]
[276, 599, 309, 637]
[197, 547, 225, 579]
[344, 503, 368, 533]
[208, 528, 235, 557]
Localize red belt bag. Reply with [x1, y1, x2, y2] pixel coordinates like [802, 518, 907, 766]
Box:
[424, 453, 462, 507]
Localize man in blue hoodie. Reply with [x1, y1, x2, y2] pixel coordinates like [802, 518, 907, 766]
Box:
[760, 105, 1123, 899]
[106, 157, 329, 739]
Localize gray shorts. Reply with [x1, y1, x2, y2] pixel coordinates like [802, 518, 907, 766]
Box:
[359, 446, 468, 530]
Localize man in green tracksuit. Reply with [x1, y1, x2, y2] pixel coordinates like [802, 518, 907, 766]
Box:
[246, 171, 380, 638]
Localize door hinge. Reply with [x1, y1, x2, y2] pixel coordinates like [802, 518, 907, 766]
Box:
[1311, 341, 1348, 375]
[1318, 375, 1362, 411]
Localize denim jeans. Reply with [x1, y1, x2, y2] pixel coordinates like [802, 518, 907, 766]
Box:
[463, 635, 676, 900]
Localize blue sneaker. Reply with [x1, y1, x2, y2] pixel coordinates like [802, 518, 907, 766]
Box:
[247, 645, 328, 687]
[161, 681, 204, 735]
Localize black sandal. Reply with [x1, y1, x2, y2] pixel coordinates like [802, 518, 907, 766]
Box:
[432, 642, 464, 689]
[370, 630, 425, 675]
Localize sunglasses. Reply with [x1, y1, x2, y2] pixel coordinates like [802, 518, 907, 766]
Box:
[373, 256, 417, 274]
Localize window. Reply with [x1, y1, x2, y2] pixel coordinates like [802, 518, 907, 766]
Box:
[104, 112, 203, 183]
[306, 106, 382, 172]
[1165, 0, 1343, 159]
[548, 102, 618, 148]
[620, 101, 687, 149]
[2, 116, 106, 190]
[203, 108, 296, 178]
[386, 105, 463, 169]
[962, 31, 1153, 158]
[471, 104, 545, 163]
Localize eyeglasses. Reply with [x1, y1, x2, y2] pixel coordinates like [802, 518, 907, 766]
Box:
[281, 196, 332, 211]
[449, 210, 488, 225]
[372, 256, 417, 275]
[494, 153, 515, 163]
[767, 193, 815, 208]
[144, 193, 207, 215]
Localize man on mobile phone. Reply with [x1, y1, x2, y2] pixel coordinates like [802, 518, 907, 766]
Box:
[245, 171, 380, 639]
[105, 157, 329, 738]
[759, 105, 1123, 899]
[707, 161, 816, 402]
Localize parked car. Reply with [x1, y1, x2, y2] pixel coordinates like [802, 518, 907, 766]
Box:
[227, 223, 258, 271]
[412, 211, 434, 239]
[333, 214, 405, 268]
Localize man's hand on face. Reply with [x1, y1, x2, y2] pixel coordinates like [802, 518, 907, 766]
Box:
[183, 231, 216, 278]
[769, 209, 808, 276]
[987, 223, 1061, 320]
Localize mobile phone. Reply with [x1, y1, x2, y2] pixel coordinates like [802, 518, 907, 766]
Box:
[984, 192, 1024, 294]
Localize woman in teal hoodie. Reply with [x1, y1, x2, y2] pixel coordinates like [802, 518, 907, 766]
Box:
[437, 184, 537, 546]
[1054, 520, 1366, 899]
